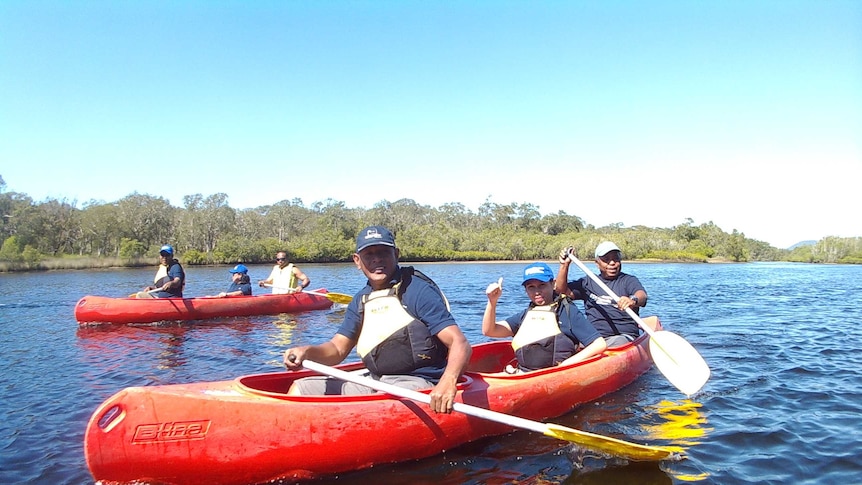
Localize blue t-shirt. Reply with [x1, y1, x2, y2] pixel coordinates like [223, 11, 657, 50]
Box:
[337, 266, 458, 379]
[226, 281, 252, 296]
[152, 261, 185, 298]
[504, 300, 601, 348]
[567, 273, 645, 338]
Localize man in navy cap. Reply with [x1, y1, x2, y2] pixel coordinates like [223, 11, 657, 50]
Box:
[555, 241, 650, 347]
[135, 244, 185, 298]
[284, 225, 472, 415]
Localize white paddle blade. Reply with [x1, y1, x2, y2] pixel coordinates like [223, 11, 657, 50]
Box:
[648, 331, 710, 396]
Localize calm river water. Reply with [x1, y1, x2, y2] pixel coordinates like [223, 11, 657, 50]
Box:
[1, 261, 861, 484]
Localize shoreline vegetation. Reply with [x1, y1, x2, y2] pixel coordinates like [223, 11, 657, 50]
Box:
[0, 255, 753, 273]
[2, 181, 861, 272]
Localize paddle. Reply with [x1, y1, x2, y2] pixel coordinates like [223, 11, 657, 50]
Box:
[262, 284, 353, 304]
[565, 252, 710, 396]
[128, 288, 161, 298]
[297, 358, 682, 461]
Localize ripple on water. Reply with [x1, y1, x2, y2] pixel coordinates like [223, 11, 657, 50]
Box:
[4, 262, 862, 484]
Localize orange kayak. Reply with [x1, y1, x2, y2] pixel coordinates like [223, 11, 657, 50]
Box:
[85, 337, 653, 484]
[75, 289, 333, 324]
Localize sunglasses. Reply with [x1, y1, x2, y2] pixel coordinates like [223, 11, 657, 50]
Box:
[275, 257, 286, 261]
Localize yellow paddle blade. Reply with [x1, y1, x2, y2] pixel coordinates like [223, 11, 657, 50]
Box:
[649, 331, 711, 397]
[543, 423, 684, 461]
[301, 289, 353, 304]
[323, 292, 352, 304]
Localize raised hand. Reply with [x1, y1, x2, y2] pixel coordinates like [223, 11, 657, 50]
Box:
[485, 277, 503, 302]
[558, 246, 574, 264]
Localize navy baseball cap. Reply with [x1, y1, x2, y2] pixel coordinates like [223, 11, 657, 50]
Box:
[521, 262, 555, 285]
[159, 245, 174, 256]
[355, 226, 396, 252]
[229, 264, 248, 274]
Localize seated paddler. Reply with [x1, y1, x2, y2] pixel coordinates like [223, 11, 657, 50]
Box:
[134, 244, 185, 299]
[482, 262, 607, 373]
[283, 225, 472, 414]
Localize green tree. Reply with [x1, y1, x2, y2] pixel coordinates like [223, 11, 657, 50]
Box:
[117, 193, 175, 250]
[673, 218, 701, 242]
[541, 210, 585, 236]
[79, 201, 121, 256]
[0, 235, 23, 261]
[724, 230, 749, 262]
[314, 199, 358, 241]
[119, 238, 147, 259]
[34, 198, 80, 255]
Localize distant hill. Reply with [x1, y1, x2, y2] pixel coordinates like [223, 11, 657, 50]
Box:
[788, 240, 816, 250]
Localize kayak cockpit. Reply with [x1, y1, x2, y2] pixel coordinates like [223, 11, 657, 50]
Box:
[236, 362, 475, 401]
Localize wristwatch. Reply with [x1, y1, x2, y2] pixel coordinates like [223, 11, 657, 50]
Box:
[630, 295, 639, 305]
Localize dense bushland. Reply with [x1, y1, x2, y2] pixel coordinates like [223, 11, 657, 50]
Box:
[1, 176, 859, 271]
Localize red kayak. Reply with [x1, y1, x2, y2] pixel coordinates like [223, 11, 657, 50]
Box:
[85, 334, 655, 484]
[75, 289, 333, 324]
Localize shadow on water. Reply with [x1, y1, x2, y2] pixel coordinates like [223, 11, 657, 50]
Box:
[291, 432, 677, 485]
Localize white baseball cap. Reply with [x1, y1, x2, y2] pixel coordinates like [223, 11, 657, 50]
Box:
[595, 241, 621, 258]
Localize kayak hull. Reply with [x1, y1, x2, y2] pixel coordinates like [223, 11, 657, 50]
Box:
[75, 289, 333, 324]
[85, 337, 654, 484]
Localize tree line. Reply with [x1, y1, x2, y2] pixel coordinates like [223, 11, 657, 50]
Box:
[1, 175, 860, 271]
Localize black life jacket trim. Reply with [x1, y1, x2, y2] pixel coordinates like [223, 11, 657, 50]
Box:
[358, 266, 449, 378]
[514, 294, 578, 372]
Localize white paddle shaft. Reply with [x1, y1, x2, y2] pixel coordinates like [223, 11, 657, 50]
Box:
[566, 253, 656, 338]
[299, 360, 548, 434]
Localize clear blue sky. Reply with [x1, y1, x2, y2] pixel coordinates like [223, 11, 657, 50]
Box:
[1, 1, 859, 249]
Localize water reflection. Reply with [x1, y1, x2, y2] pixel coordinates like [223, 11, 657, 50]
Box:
[262, 307, 349, 366]
[265, 314, 299, 366]
[76, 324, 190, 376]
[644, 400, 711, 445]
[76, 319, 260, 386]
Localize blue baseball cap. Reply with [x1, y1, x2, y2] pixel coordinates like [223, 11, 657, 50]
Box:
[159, 244, 174, 256]
[355, 226, 396, 253]
[229, 264, 248, 274]
[522, 262, 555, 285]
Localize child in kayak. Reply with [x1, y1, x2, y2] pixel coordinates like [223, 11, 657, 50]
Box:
[482, 262, 607, 373]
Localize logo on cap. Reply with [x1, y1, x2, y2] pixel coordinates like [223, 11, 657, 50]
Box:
[522, 262, 554, 285]
[525, 266, 547, 276]
[363, 228, 384, 241]
[355, 225, 396, 252]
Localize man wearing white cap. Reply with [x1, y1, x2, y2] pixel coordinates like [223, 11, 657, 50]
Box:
[554, 241, 648, 347]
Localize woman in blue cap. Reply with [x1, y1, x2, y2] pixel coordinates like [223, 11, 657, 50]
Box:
[135, 244, 185, 298]
[214, 264, 253, 298]
[482, 262, 607, 373]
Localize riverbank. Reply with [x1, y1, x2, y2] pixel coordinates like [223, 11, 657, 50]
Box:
[0, 256, 153, 273]
[0, 255, 747, 273]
